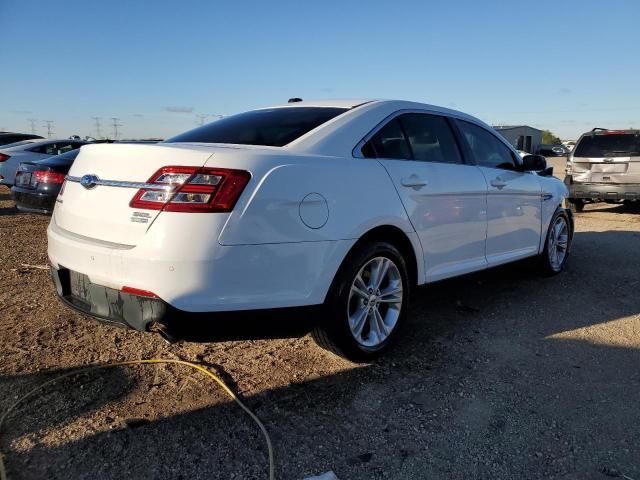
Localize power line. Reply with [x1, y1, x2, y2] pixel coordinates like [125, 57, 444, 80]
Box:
[92, 117, 102, 139]
[111, 117, 122, 139]
[42, 120, 54, 138]
[27, 119, 38, 135]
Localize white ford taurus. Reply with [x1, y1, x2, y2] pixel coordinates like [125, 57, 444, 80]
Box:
[48, 99, 573, 360]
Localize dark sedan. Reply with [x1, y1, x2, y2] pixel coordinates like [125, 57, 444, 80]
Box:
[11, 149, 79, 213]
[538, 144, 568, 156]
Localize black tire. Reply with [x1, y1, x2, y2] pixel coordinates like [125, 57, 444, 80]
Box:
[312, 241, 410, 362]
[568, 198, 584, 212]
[539, 208, 572, 275]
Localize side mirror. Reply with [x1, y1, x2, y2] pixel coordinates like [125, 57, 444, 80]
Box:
[521, 154, 547, 171]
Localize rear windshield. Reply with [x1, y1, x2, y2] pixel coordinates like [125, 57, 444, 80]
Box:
[34, 149, 80, 166]
[574, 133, 640, 158]
[165, 107, 348, 147]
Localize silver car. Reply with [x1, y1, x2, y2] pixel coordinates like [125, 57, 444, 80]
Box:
[565, 128, 640, 211]
[0, 139, 87, 186]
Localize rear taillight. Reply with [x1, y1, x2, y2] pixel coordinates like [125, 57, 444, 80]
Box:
[0, 154, 10, 163]
[121, 286, 158, 298]
[34, 170, 66, 184]
[130, 166, 251, 213]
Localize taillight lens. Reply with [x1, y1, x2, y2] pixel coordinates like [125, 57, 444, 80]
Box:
[0, 154, 10, 163]
[130, 166, 251, 213]
[34, 170, 66, 184]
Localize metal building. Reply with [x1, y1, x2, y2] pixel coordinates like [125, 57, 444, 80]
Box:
[493, 125, 543, 154]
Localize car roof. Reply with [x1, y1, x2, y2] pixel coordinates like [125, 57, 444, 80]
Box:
[0, 138, 85, 151]
[265, 99, 373, 109]
[280, 99, 498, 157]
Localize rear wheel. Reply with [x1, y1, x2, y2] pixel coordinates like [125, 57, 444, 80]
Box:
[312, 241, 409, 362]
[539, 209, 572, 275]
[568, 198, 584, 212]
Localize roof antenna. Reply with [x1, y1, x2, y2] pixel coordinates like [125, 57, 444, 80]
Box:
[288, 97, 303, 103]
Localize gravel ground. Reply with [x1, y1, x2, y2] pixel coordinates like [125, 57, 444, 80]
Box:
[1, 178, 639, 480]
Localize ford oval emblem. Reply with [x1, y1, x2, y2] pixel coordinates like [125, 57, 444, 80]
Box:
[80, 174, 98, 189]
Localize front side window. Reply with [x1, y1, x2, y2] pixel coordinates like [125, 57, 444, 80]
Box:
[398, 114, 462, 164]
[165, 107, 348, 147]
[457, 121, 516, 170]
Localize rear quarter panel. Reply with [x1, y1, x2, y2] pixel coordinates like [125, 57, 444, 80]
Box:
[214, 153, 415, 245]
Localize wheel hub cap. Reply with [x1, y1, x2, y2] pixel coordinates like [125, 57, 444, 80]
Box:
[348, 256, 403, 348]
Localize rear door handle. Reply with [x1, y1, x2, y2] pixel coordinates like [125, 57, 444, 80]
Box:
[401, 175, 427, 188]
[490, 177, 507, 189]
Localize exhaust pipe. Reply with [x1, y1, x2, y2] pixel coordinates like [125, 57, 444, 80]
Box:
[149, 322, 181, 344]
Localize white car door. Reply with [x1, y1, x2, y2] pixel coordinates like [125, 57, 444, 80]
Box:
[456, 120, 542, 265]
[359, 112, 488, 281]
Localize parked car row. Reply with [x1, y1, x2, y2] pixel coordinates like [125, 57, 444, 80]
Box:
[37, 99, 574, 361]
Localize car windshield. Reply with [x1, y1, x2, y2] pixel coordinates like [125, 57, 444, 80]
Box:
[164, 107, 348, 147]
[574, 133, 640, 157]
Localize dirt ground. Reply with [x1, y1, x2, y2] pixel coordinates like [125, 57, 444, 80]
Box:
[1, 175, 639, 479]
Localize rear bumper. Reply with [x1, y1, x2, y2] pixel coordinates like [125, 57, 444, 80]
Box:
[47, 214, 356, 313]
[50, 265, 320, 339]
[11, 187, 56, 214]
[50, 265, 168, 331]
[566, 177, 640, 200]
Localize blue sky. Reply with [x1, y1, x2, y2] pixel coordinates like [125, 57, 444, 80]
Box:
[1, 0, 639, 140]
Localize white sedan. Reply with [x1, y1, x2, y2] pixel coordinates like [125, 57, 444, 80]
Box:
[48, 99, 573, 361]
[0, 138, 87, 185]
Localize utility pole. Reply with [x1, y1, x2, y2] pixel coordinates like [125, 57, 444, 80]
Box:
[111, 117, 122, 139]
[92, 117, 102, 139]
[28, 118, 38, 135]
[43, 120, 54, 138]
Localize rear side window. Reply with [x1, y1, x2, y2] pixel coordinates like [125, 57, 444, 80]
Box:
[398, 114, 462, 164]
[362, 118, 412, 159]
[165, 107, 348, 147]
[457, 121, 516, 170]
[574, 133, 640, 158]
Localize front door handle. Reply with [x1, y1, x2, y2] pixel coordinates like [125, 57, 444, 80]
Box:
[490, 177, 507, 189]
[401, 175, 427, 188]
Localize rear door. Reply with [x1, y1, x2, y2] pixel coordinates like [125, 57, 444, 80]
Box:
[361, 112, 488, 281]
[456, 120, 542, 265]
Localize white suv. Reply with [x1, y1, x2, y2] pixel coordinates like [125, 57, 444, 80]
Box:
[48, 99, 572, 361]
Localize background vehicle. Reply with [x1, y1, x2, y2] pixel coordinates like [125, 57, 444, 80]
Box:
[12, 150, 80, 213]
[565, 128, 640, 211]
[47, 100, 572, 361]
[538, 144, 568, 156]
[0, 139, 41, 149]
[0, 132, 43, 146]
[0, 139, 87, 185]
[11, 140, 149, 213]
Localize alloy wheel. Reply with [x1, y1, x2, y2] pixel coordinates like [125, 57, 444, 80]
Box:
[548, 216, 569, 271]
[347, 256, 403, 348]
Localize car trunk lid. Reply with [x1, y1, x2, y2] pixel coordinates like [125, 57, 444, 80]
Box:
[53, 143, 215, 246]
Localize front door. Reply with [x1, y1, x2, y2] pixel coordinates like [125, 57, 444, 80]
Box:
[456, 120, 542, 265]
[361, 113, 488, 281]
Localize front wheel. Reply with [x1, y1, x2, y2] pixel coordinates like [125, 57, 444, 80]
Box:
[539, 209, 572, 275]
[312, 241, 410, 362]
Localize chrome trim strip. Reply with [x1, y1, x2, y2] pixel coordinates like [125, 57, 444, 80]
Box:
[66, 176, 176, 191]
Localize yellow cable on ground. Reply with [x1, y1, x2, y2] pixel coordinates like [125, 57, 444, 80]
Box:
[0, 359, 275, 480]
